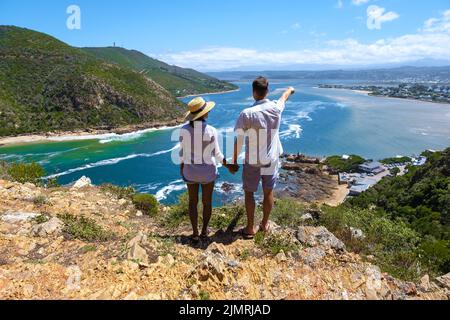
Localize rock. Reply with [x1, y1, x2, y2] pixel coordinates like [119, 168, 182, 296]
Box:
[300, 213, 314, 223]
[127, 243, 149, 267]
[220, 182, 235, 193]
[275, 251, 287, 263]
[118, 199, 127, 206]
[127, 231, 148, 247]
[207, 242, 226, 255]
[365, 266, 382, 300]
[135, 211, 143, 217]
[296, 226, 345, 251]
[350, 227, 365, 240]
[1, 211, 40, 223]
[436, 272, 450, 289]
[300, 247, 326, 266]
[31, 217, 64, 237]
[197, 252, 227, 282]
[419, 275, 431, 291]
[71, 176, 92, 190]
[227, 260, 240, 268]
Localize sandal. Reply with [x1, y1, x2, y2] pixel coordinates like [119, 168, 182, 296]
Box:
[241, 229, 255, 240]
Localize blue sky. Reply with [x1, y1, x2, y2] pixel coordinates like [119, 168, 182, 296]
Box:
[1, 0, 449, 70]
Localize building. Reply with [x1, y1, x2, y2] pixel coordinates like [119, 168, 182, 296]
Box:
[359, 161, 386, 174]
[349, 178, 378, 196]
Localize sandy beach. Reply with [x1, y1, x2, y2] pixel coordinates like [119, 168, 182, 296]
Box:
[0, 119, 183, 147]
[178, 88, 240, 98]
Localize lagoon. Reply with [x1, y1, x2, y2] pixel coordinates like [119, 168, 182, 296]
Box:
[1, 81, 449, 205]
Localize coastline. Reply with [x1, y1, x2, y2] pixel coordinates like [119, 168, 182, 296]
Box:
[316, 87, 450, 105]
[0, 119, 184, 147]
[178, 88, 240, 99]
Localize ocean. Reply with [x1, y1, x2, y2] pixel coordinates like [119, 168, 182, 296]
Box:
[1, 81, 450, 205]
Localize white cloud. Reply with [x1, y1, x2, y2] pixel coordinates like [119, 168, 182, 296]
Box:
[367, 5, 399, 30]
[352, 0, 370, 5]
[158, 11, 450, 71]
[421, 9, 450, 33]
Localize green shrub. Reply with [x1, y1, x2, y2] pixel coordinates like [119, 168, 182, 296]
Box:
[32, 195, 48, 206]
[325, 155, 365, 173]
[254, 231, 298, 255]
[210, 204, 244, 230]
[0, 161, 8, 179]
[58, 213, 113, 242]
[161, 192, 191, 228]
[132, 193, 158, 216]
[7, 162, 45, 184]
[199, 290, 210, 301]
[271, 198, 308, 228]
[45, 178, 60, 188]
[101, 183, 136, 200]
[33, 214, 50, 224]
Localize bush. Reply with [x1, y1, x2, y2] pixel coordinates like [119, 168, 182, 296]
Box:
[271, 198, 308, 228]
[325, 155, 365, 173]
[7, 162, 45, 184]
[161, 192, 190, 228]
[254, 231, 298, 255]
[132, 193, 158, 216]
[101, 183, 136, 200]
[59, 213, 113, 242]
[210, 204, 244, 230]
[32, 195, 48, 206]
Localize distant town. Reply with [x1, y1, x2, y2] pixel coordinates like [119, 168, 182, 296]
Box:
[319, 83, 450, 104]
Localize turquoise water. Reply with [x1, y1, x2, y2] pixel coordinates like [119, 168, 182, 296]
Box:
[1, 81, 450, 205]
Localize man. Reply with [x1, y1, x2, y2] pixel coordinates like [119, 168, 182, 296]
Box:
[233, 77, 295, 239]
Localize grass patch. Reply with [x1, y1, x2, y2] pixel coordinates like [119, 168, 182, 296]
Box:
[58, 213, 114, 242]
[160, 192, 191, 228]
[199, 290, 210, 301]
[210, 204, 245, 230]
[271, 198, 309, 228]
[32, 195, 48, 206]
[80, 245, 97, 253]
[101, 184, 136, 200]
[32, 214, 50, 224]
[254, 231, 298, 255]
[149, 235, 177, 257]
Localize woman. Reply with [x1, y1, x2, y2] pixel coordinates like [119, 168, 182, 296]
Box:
[179, 97, 237, 242]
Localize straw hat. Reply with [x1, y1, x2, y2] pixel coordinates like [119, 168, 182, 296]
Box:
[185, 97, 216, 121]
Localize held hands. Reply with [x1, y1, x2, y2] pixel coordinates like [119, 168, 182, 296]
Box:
[223, 160, 239, 175]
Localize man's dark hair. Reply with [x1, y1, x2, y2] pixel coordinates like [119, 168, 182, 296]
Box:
[253, 76, 269, 97]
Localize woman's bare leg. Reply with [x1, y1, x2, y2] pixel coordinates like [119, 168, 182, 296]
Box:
[201, 182, 215, 236]
[187, 184, 200, 237]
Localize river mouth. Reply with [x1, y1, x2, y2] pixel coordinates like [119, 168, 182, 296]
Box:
[1, 81, 450, 205]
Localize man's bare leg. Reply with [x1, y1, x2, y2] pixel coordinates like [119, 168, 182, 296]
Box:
[245, 191, 256, 235]
[260, 188, 274, 232]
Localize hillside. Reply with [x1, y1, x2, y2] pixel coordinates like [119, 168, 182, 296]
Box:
[344, 148, 450, 276]
[0, 177, 448, 300]
[0, 26, 185, 137]
[83, 47, 238, 97]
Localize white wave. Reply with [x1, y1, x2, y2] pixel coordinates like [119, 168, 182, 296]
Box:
[280, 124, 303, 139]
[134, 182, 162, 193]
[45, 144, 180, 179]
[155, 180, 186, 201]
[47, 126, 179, 144]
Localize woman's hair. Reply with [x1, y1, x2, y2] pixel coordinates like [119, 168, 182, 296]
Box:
[189, 117, 206, 128]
